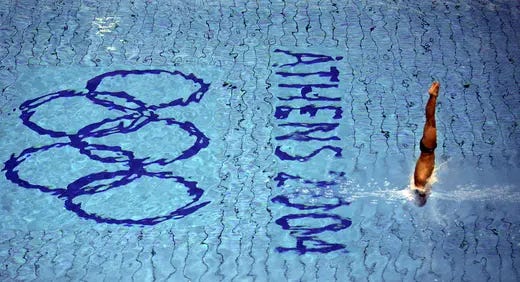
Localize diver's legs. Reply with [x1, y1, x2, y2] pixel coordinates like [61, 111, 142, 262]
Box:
[421, 81, 439, 148]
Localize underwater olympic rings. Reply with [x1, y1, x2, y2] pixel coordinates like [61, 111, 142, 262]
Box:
[3, 69, 211, 226]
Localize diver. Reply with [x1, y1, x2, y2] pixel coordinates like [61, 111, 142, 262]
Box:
[412, 81, 440, 206]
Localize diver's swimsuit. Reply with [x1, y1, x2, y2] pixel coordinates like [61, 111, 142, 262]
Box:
[420, 138, 437, 154]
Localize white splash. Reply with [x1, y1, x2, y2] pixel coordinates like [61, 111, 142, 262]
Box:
[338, 158, 519, 204]
[432, 184, 520, 202]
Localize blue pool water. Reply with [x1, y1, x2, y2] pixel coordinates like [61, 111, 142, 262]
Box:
[1, 0, 519, 281]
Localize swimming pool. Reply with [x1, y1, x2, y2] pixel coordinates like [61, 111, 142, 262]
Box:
[1, 0, 519, 280]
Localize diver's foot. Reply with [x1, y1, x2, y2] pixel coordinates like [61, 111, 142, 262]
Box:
[429, 81, 440, 97]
